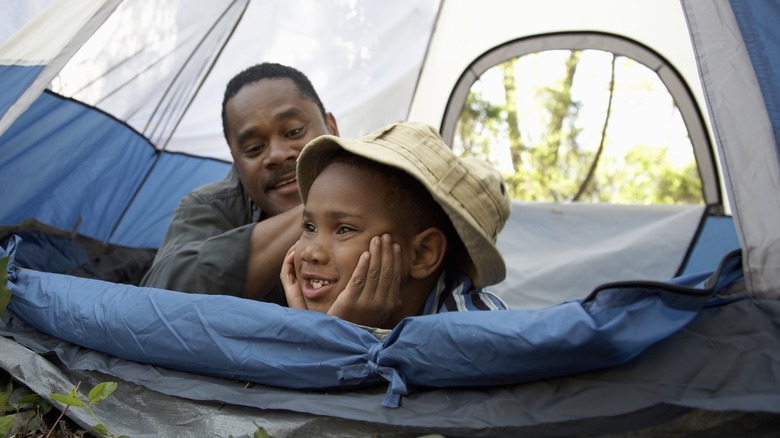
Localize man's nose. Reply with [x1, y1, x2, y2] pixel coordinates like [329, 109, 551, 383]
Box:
[264, 137, 300, 166]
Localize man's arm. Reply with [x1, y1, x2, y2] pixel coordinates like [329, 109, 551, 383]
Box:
[243, 204, 303, 300]
[141, 191, 254, 296]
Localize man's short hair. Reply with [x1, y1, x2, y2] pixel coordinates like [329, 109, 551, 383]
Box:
[221, 63, 327, 141]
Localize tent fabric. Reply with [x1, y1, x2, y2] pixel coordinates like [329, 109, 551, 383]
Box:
[493, 202, 718, 309]
[2, 235, 745, 409]
[4, 275, 780, 437]
[0, 0, 440, 248]
[0, 91, 231, 246]
[0, 0, 121, 134]
[730, 0, 780, 149]
[159, 0, 441, 160]
[0, 0, 779, 435]
[0, 0, 246, 247]
[47, 0, 252, 151]
[682, 0, 780, 298]
[0, 219, 157, 285]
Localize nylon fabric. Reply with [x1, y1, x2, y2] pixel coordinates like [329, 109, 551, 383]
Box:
[1, 236, 743, 408]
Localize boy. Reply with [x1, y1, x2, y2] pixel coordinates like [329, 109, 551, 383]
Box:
[280, 122, 511, 328]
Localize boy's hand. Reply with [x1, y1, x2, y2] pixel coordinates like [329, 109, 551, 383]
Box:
[280, 243, 307, 310]
[328, 234, 402, 327]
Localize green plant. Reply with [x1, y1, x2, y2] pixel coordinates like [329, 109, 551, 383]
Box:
[0, 256, 10, 318]
[49, 382, 127, 438]
[227, 423, 273, 438]
[1, 380, 54, 437]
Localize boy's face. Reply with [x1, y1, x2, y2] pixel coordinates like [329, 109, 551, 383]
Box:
[294, 162, 412, 313]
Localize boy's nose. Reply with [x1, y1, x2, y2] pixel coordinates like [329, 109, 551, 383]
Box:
[300, 239, 329, 264]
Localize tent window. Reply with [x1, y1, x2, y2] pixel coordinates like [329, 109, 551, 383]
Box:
[442, 34, 715, 206]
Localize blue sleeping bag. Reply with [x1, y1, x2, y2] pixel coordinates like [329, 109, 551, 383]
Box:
[1, 235, 743, 408]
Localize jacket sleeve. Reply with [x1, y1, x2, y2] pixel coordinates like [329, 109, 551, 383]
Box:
[140, 190, 254, 296]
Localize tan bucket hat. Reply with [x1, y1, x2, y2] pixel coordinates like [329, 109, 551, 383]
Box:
[296, 121, 512, 288]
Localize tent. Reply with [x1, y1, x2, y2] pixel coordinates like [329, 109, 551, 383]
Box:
[1, 0, 779, 436]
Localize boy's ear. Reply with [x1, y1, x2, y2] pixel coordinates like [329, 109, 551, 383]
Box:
[409, 227, 447, 280]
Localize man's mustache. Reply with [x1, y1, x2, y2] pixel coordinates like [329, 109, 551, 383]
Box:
[263, 164, 297, 192]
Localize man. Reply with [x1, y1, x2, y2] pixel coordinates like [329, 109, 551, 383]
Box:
[141, 63, 339, 302]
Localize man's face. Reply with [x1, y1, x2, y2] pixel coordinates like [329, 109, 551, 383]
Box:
[293, 163, 413, 314]
[225, 78, 337, 216]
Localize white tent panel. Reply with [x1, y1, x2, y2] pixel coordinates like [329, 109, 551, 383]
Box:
[164, 0, 441, 162]
[50, 0, 245, 150]
[409, 0, 708, 138]
[0, 0, 53, 45]
[0, 0, 120, 134]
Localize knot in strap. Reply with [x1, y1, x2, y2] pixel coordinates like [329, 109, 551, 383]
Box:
[338, 342, 408, 408]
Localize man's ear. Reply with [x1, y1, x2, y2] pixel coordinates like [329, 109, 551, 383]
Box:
[409, 227, 447, 280]
[326, 112, 340, 136]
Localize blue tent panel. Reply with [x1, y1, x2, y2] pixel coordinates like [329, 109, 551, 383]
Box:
[110, 154, 231, 248]
[681, 214, 740, 275]
[0, 92, 154, 240]
[0, 64, 42, 120]
[0, 89, 231, 249]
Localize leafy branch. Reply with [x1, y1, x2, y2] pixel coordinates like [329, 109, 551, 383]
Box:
[49, 381, 127, 438]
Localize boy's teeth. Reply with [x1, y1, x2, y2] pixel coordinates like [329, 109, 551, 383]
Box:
[310, 279, 332, 289]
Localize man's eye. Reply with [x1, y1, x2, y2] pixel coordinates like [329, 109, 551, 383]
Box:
[286, 127, 304, 138]
[244, 144, 265, 154]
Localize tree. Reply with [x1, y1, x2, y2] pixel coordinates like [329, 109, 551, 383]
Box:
[454, 49, 703, 206]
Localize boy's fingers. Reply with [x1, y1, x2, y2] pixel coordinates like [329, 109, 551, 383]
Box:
[281, 248, 307, 310]
[344, 251, 370, 299]
[391, 242, 402, 297]
[377, 234, 395, 299]
[361, 236, 382, 299]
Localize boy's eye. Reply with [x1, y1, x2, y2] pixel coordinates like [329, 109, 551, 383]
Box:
[336, 225, 356, 235]
[302, 222, 316, 233]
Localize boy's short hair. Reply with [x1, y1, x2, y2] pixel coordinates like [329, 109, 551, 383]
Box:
[322, 150, 451, 239]
[296, 121, 512, 288]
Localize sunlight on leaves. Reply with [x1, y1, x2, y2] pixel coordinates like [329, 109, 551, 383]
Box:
[456, 49, 702, 205]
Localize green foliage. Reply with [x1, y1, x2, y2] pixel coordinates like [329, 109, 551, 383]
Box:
[457, 49, 703, 205]
[50, 381, 128, 438]
[227, 422, 273, 438]
[610, 146, 702, 204]
[0, 415, 11, 437]
[0, 256, 10, 318]
[2, 374, 274, 438]
[0, 380, 52, 437]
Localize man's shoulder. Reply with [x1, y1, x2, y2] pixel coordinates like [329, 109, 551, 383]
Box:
[183, 167, 245, 204]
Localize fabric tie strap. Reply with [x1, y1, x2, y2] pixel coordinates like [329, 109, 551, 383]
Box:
[337, 342, 408, 408]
